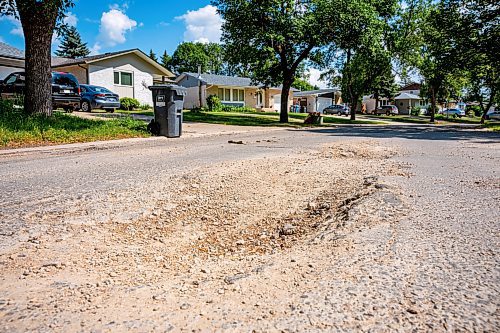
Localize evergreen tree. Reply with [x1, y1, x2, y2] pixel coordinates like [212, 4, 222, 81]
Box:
[149, 49, 158, 62]
[160, 50, 171, 69]
[55, 26, 90, 59]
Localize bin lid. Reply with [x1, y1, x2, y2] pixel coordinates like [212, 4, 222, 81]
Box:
[149, 84, 187, 96]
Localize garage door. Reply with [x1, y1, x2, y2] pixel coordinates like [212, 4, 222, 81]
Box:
[317, 97, 332, 113]
[273, 95, 281, 112]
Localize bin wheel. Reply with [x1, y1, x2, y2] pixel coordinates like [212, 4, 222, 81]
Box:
[147, 120, 160, 136]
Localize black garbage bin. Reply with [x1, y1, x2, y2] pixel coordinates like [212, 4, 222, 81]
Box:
[148, 85, 187, 138]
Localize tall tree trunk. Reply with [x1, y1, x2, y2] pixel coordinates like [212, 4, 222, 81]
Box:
[17, 1, 58, 116]
[280, 77, 293, 123]
[374, 91, 379, 114]
[430, 86, 436, 123]
[350, 96, 358, 121]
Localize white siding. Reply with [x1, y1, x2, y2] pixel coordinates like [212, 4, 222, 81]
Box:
[88, 53, 160, 106]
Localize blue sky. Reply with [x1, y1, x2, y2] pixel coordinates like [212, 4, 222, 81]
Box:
[0, 0, 218, 56]
[0, 0, 327, 87]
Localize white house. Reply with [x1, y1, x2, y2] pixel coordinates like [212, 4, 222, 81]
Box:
[176, 72, 294, 111]
[0, 42, 25, 79]
[52, 49, 175, 105]
[293, 89, 342, 113]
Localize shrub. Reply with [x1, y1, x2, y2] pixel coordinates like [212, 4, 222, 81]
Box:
[410, 106, 421, 116]
[140, 104, 151, 110]
[120, 97, 141, 111]
[466, 105, 482, 117]
[206, 95, 222, 112]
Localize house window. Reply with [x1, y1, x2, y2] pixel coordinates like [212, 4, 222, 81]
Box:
[224, 89, 231, 101]
[218, 88, 224, 100]
[114, 71, 133, 86]
[237, 89, 245, 102]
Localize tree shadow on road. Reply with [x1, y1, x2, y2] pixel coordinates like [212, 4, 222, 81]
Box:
[300, 125, 500, 144]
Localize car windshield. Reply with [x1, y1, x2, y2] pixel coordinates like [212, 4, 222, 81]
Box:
[91, 86, 112, 94]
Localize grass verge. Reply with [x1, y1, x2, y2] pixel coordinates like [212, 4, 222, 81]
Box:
[1, 109, 150, 149]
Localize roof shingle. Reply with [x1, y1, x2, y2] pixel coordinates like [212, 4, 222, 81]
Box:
[0, 42, 25, 59]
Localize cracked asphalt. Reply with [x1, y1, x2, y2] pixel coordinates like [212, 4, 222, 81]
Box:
[0, 124, 499, 332]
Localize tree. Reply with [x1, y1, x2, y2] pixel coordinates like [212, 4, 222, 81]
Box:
[170, 42, 225, 75]
[215, 0, 339, 123]
[1, 0, 74, 115]
[457, 0, 499, 122]
[160, 50, 171, 69]
[292, 78, 318, 91]
[54, 25, 90, 58]
[321, 0, 396, 120]
[368, 66, 398, 113]
[149, 49, 158, 62]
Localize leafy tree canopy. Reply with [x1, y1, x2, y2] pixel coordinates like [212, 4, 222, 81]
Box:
[170, 42, 225, 75]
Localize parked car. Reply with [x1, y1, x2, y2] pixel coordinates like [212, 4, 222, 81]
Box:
[323, 104, 350, 116]
[372, 105, 399, 116]
[80, 84, 120, 113]
[485, 110, 500, 121]
[0, 71, 81, 112]
[440, 108, 465, 118]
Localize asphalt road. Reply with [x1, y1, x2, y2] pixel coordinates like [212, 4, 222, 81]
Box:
[0, 124, 499, 331]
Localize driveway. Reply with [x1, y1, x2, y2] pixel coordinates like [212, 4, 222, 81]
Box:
[0, 125, 498, 332]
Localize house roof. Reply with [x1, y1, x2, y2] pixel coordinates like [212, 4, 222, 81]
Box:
[0, 42, 25, 60]
[395, 92, 421, 100]
[182, 72, 256, 87]
[294, 88, 339, 97]
[400, 82, 421, 91]
[178, 72, 295, 91]
[51, 49, 174, 77]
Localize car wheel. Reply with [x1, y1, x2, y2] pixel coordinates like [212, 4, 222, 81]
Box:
[485, 115, 490, 120]
[453, 114, 457, 118]
[104, 108, 115, 113]
[337, 111, 341, 116]
[81, 100, 92, 113]
[63, 107, 74, 113]
[386, 111, 390, 116]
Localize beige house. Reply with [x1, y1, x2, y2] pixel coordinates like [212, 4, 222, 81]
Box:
[176, 72, 293, 111]
[52, 49, 175, 105]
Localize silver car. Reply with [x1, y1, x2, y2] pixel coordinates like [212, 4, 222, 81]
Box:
[441, 108, 465, 118]
[485, 110, 500, 121]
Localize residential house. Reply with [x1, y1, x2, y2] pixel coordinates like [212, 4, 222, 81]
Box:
[363, 83, 426, 115]
[0, 42, 25, 79]
[176, 72, 294, 111]
[52, 49, 175, 105]
[293, 88, 342, 113]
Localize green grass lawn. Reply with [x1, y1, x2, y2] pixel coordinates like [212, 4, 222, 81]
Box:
[118, 109, 380, 127]
[0, 110, 150, 149]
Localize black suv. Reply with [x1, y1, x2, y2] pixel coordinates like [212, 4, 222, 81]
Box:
[0, 71, 81, 112]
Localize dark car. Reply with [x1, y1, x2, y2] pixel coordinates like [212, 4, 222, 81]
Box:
[0, 71, 81, 112]
[80, 84, 120, 113]
[372, 105, 399, 115]
[323, 104, 350, 116]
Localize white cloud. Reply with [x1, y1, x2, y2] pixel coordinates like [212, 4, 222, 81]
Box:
[0, 16, 23, 37]
[0, 36, 4, 42]
[308, 68, 328, 89]
[176, 5, 222, 43]
[90, 42, 102, 55]
[63, 12, 78, 27]
[97, 9, 137, 47]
